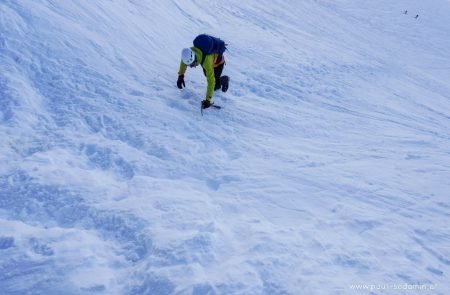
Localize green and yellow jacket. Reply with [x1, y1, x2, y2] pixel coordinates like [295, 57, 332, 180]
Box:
[178, 46, 225, 102]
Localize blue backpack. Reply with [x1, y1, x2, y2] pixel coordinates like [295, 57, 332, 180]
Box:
[193, 34, 227, 65]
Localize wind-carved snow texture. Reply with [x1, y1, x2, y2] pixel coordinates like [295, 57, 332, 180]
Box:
[1, 0, 450, 294]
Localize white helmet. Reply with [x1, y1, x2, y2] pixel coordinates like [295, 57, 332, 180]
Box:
[181, 48, 195, 65]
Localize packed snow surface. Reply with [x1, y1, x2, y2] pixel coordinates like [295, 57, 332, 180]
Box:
[1, 0, 450, 294]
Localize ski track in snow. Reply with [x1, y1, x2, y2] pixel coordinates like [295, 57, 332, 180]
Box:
[1, 0, 450, 294]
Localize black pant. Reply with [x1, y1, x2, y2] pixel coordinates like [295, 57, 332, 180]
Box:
[203, 63, 224, 90]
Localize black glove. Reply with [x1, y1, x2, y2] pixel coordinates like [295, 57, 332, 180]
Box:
[201, 99, 212, 109]
[177, 75, 185, 89]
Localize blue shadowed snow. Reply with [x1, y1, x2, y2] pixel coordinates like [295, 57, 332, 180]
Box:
[0, 236, 15, 249]
[1, 0, 450, 294]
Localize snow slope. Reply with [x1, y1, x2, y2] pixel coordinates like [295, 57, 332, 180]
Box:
[1, 0, 450, 294]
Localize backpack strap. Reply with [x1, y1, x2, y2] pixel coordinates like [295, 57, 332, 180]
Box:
[200, 51, 207, 66]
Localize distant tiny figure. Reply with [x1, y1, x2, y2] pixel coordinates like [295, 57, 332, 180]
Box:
[415, 14, 419, 19]
[177, 34, 229, 110]
[404, 10, 408, 15]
